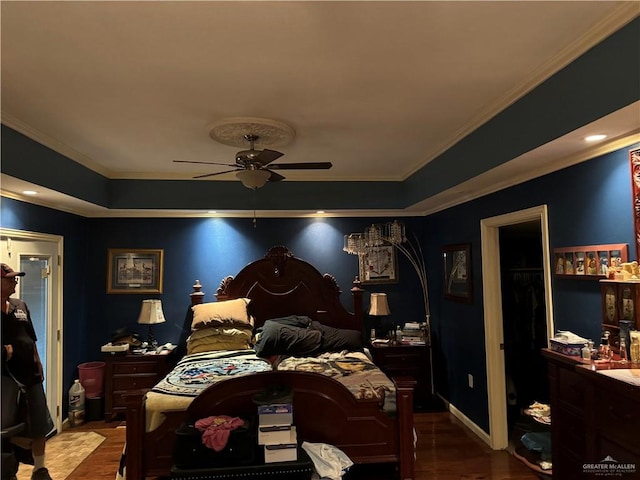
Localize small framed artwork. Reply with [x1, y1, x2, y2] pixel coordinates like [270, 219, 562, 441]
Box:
[575, 251, 586, 275]
[107, 248, 164, 294]
[564, 252, 575, 274]
[359, 244, 398, 284]
[443, 243, 472, 303]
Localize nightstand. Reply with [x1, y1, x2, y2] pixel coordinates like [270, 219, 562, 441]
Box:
[370, 343, 432, 411]
[103, 350, 176, 421]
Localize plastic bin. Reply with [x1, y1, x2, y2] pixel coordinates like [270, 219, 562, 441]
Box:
[85, 397, 104, 422]
[78, 361, 106, 399]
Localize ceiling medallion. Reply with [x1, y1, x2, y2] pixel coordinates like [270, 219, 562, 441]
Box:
[208, 117, 296, 148]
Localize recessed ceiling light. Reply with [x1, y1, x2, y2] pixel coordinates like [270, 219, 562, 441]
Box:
[207, 210, 217, 214]
[316, 210, 325, 214]
[22, 190, 38, 195]
[585, 134, 607, 142]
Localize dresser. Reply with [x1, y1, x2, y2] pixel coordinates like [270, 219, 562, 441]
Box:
[542, 349, 640, 479]
[369, 343, 432, 410]
[103, 351, 176, 421]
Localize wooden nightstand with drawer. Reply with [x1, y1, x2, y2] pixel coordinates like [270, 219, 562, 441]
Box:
[370, 343, 432, 411]
[103, 351, 176, 421]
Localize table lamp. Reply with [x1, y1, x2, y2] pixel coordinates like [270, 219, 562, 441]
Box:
[369, 293, 391, 341]
[137, 299, 166, 348]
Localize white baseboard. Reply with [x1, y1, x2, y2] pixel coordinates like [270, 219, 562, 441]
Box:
[439, 394, 492, 449]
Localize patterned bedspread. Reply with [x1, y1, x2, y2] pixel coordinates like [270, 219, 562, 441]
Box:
[275, 351, 397, 414]
[152, 349, 271, 396]
[145, 350, 271, 431]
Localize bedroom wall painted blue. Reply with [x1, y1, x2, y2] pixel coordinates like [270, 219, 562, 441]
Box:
[0, 201, 424, 412]
[1, 143, 636, 431]
[424, 143, 637, 433]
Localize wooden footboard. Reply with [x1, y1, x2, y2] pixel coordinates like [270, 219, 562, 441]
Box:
[125, 371, 415, 480]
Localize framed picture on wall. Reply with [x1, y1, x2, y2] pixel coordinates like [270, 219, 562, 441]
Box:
[359, 244, 398, 284]
[107, 248, 164, 294]
[443, 243, 472, 303]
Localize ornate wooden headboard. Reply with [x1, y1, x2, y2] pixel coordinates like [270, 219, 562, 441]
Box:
[191, 246, 364, 332]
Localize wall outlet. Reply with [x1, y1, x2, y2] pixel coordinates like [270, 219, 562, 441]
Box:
[468, 374, 474, 388]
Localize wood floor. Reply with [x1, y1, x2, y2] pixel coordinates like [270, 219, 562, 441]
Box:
[59, 412, 539, 480]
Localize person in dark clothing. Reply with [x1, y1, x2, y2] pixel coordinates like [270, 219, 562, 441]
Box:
[1, 263, 54, 480]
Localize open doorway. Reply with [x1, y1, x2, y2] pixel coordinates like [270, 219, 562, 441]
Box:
[480, 205, 554, 450]
[499, 221, 550, 444]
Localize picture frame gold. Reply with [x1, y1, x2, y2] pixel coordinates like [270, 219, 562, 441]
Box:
[107, 248, 164, 294]
[443, 243, 472, 303]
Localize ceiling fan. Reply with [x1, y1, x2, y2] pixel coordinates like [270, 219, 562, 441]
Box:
[174, 134, 332, 189]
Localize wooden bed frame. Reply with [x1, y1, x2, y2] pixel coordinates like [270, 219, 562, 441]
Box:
[125, 246, 416, 480]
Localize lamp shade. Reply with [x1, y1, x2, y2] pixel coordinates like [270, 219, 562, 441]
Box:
[137, 299, 166, 325]
[369, 293, 391, 316]
[236, 170, 270, 189]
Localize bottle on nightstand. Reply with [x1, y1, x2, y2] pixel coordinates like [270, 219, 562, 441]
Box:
[395, 326, 403, 344]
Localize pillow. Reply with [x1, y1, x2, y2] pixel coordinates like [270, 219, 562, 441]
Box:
[187, 325, 253, 354]
[312, 321, 363, 352]
[254, 320, 322, 358]
[256, 315, 312, 329]
[191, 298, 252, 330]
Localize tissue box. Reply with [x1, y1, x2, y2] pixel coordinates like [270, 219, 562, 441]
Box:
[101, 343, 129, 353]
[264, 443, 298, 463]
[549, 338, 584, 356]
[259, 425, 296, 446]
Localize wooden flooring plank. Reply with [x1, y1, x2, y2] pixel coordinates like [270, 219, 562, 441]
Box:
[58, 413, 539, 480]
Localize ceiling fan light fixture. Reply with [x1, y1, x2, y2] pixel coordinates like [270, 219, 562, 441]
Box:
[236, 169, 271, 189]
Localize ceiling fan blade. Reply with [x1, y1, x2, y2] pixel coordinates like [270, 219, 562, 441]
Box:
[193, 169, 241, 179]
[174, 160, 237, 167]
[255, 149, 284, 166]
[266, 170, 286, 182]
[268, 162, 333, 170]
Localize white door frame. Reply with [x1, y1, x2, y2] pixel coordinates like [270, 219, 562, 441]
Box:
[0, 228, 63, 432]
[480, 205, 554, 449]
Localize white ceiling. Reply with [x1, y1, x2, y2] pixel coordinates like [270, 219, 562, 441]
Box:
[1, 1, 639, 217]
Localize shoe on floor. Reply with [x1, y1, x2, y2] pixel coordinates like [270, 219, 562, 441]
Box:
[31, 467, 52, 480]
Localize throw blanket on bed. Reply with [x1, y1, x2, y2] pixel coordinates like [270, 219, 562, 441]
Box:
[152, 349, 272, 396]
[275, 351, 397, 414]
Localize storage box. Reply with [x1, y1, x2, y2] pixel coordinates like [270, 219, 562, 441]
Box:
[264, 443, 298, 463]
[259, 425, 296, 446]
[549, 338, 584, 356]
[258, 403, 293, 426]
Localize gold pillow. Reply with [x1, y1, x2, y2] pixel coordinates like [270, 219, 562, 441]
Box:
[191, 298, 252, 330]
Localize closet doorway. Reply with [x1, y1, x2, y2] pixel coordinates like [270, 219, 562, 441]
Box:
[480, 205, 554, 450]
[499, 221, 549, 441]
